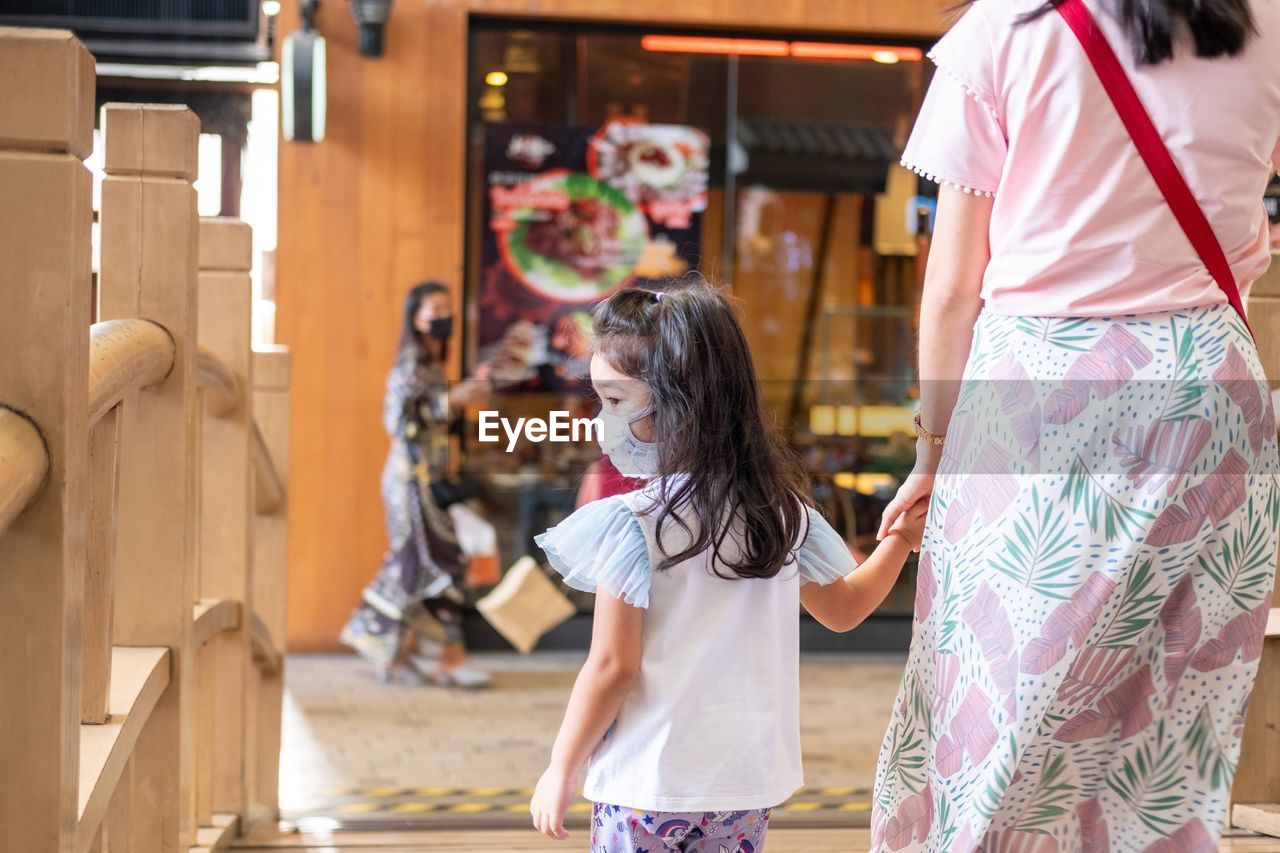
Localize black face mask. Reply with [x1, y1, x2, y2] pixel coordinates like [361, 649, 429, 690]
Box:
[425, 316, 454, 340]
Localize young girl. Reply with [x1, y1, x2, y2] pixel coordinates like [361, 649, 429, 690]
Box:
[529, 278, 927, 852]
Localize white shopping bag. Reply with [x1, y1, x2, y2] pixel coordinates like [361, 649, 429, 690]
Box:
[448, 502, 501, 586]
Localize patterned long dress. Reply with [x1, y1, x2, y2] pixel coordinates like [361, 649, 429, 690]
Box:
[871, 305, 1279, 852]
[340, 352, 468, 666]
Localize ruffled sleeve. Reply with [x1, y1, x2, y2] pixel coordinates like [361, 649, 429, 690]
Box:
[796, 506, 855, 586]
[901, 3, 1007, 197]
[534, 495, 651, 608]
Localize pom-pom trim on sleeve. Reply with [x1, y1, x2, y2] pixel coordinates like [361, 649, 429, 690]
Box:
[926, 47, 1002, 123]
[900, 159, 996, 198]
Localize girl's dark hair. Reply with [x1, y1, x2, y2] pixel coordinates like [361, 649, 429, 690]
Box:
[986, 0, 1256, 64]
[592, 275, 811, 579]
[398, 280, 449, 362]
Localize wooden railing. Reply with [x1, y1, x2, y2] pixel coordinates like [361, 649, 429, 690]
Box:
[0, 27, 290, 853]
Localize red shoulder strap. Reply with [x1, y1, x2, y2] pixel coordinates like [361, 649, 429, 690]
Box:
[1056, 0, 1252, 334]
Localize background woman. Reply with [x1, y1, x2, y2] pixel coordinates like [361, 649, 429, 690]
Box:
[874, 0, 1279, 849]
[341, 281, 491, 687]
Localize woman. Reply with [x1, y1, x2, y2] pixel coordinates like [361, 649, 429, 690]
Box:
[341, 281, 491, 688]
[873, 0, 1280, 849]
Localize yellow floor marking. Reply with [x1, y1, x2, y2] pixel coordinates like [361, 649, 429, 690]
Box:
[414, 787, 456, 797]
[507, 803, 532, 813]
[362, 786, 405, 797]
[820, 787, 858, 796]
[337, 802, 381, 813]
[780, 802, 823, 812]
[838, 802, 872, 812]
[391, 802, 439, 813]
[468, 787, 510, 797]
[567, 802, 593, 814]
[449, 803, 494, 814]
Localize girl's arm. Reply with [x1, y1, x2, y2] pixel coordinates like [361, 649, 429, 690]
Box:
[531, 590, 642, 841]
[877, 186, 992, 540]
[801, 502, 927, 633]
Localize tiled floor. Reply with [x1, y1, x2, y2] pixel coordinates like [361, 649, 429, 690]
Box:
[279, 651, 906, 822]
[235, 827, 1280, 852]
[269, 653, 1280, 849]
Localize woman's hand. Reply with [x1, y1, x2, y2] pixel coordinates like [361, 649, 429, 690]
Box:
[530, 765, 578, 840]
[887, 497, 929, 552]
[877, 441, 943, 541]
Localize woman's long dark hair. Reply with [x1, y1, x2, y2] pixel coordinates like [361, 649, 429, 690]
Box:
[966, 0, 1256, 64]
[398, 281, 449, 362]
[592, 275, 811, 579]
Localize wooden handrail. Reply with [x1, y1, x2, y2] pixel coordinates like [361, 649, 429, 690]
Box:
[248, 611, 281, 675]
[0, 407, 48, 537]
[252, 420, 284, 515]
[192, 598, 242, 650]
[89, 319, 174, 426]
[198, 345, 242, 418]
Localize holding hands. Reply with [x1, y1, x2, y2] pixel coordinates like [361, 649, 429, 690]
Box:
[877, 438, 943, 542]
[885, 497, 929, 552]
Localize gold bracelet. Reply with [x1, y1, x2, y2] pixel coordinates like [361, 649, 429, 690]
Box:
[913, 412, 945, 446]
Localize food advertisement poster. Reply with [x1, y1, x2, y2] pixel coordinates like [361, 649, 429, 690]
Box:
[477, 121, 709, 391]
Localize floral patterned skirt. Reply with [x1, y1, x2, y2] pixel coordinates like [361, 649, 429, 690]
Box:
[871, 304, 1279, 852]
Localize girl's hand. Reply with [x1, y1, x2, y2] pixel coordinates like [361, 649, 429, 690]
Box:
[887, 498, 929, 552]
[877, 442, 942, 541]
[530, 765, 578, 841]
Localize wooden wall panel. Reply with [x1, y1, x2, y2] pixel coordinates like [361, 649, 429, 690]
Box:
[469, 0, 954, 35]
[275, 0, 950, 650]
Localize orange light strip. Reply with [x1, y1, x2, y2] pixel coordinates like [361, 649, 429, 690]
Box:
[640, 34, 923, 62]
[790, 42, 923, 62]
[640, 35, 790, 56]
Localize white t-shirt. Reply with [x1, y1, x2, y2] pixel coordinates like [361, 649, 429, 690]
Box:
[534, 485, 852, 811]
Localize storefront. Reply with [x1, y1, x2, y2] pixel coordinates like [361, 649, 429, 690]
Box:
[275, 1, 955, 650]
[460, 20, 938, 641]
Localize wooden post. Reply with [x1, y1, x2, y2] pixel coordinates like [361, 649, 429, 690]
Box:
[1230, 259, 1280, 836]
[98, 102, 201, 850]
[197, 217, 255, 818]
[104, 756, 134, 853]
[195, 641, 216, 829]
[1232, 612, 1280, 835]
[0, 26, 94, 853]
[248, 346, 290, 825]
[82, 407, 122, 724]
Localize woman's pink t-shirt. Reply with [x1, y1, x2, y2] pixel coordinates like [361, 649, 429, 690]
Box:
[902, 0, 1280, 317]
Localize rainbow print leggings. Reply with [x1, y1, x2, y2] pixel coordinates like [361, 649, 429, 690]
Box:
[590, 802, 771, 852]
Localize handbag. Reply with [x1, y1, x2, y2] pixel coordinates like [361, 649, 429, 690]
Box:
[1057, 0, 1253, 336]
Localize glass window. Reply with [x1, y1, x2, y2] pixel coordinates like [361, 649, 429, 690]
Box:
[464, 22, 934, 623]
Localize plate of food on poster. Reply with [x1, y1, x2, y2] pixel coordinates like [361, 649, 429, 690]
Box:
[477, 121, 710, 392]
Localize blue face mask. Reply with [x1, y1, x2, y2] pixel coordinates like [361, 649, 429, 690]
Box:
[598, 403, 659, 480]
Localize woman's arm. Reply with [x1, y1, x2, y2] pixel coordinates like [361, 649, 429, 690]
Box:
[530, 590, 642, 840]
[877, 185, 993, 540]
[801, 501, 927, 632]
